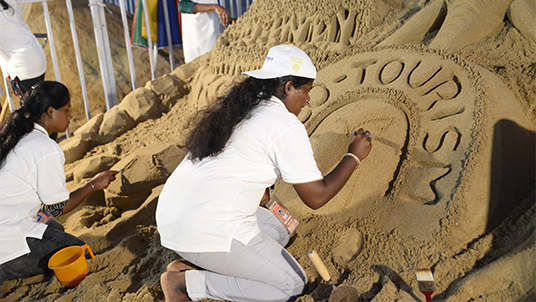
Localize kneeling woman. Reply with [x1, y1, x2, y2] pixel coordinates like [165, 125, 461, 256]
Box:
[0, 81, 117, 282]
[156, 45, 372, 302]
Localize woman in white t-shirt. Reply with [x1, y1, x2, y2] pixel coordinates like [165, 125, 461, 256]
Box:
[0, 81, 117, 282]
[156, 45, 373, 302]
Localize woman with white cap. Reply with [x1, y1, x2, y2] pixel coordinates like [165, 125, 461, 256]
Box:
[156, 45, 372, 302]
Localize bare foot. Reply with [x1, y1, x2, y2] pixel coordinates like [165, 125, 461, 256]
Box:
[167, 259, 199, 272]
[161, 271, 191, 302]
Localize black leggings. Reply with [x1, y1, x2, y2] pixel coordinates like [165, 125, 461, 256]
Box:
[0, 220, 84, 282]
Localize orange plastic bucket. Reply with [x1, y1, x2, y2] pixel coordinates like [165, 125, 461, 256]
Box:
[48, 244, 95, 287]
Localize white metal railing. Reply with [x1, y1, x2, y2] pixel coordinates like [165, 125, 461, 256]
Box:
[104, 0, 253, 20]
[2, 0, 253, 122]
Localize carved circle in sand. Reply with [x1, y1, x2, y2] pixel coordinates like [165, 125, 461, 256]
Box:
[302, 48, 479, 212]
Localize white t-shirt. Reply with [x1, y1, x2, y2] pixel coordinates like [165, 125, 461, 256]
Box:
[156, 96, 323, 253]
[0, 124, 70, 264]
[0, 0, 47, 80]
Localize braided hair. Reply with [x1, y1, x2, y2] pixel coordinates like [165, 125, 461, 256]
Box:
[0, 81, 70, 168]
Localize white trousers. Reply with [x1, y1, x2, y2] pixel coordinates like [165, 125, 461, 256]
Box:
[176, 207, 307, 302]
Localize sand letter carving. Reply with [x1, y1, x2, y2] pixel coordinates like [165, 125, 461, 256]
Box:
[304, 48, 476, 210]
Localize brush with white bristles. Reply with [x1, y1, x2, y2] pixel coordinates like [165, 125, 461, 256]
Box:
[416, 268, 435, 302]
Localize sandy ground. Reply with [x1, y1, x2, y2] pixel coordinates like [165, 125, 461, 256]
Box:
[1, 0, 535, 301]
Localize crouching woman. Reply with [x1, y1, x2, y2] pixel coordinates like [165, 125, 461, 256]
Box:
[0, 81, 117, 282]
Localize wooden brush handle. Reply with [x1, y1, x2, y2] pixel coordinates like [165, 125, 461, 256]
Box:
[308, 250, 331, 282]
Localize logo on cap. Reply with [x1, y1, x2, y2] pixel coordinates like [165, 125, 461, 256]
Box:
[290, 56, 304, 63]
[292, 64, 300, 72]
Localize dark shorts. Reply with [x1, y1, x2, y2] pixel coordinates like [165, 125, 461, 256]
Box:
[0, 220, 85, 282]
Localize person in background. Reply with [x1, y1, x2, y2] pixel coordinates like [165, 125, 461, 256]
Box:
[178, 0, 230, 63]
[0, 0, 47, 102]
[0, 81, 117, 283]
[156, 45, 373, 301]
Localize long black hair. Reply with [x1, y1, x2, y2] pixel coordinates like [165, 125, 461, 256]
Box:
[185, 75, 313, 161]
[0, 81, 70, 168]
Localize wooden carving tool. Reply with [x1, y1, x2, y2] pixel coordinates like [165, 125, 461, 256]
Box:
[308, 250, 335, 288]
[416, 268, 435, 302]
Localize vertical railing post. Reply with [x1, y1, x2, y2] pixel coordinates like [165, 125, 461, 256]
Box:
[230, 0, 235, 19]
[236, 0, 242, 19]
[65, 0, 92, 120]
[161, 0, 175, 71]
[89, 0, 119, 110]
[140, 0, 156, 79]
[119, 0, 137, 90]
[42, 1, 61, 82]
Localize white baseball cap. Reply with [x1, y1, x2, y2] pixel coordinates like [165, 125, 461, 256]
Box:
[242, 45, 316, 79]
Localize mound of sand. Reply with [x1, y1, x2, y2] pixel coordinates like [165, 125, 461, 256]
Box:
[1, 0, 535, 301]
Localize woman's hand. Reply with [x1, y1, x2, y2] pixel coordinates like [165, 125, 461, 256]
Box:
[348, 128, 372, 160]
[64, 170, 118, 215]
[191, 2, 231, 26]
[88, 171, 118, 190]
[214, 5, 230, 26]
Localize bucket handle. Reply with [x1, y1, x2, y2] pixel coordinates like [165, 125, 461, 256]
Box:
[82, 244, 95, 260]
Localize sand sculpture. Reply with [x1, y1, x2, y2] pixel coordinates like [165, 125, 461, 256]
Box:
[1, 0, 535, 301]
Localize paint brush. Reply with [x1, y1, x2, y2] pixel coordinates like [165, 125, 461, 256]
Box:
[416, 268, 435, 302]
[351, 130, 400, 155]
[116, 159, 134, 174]
[308, 250, 335, 288]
